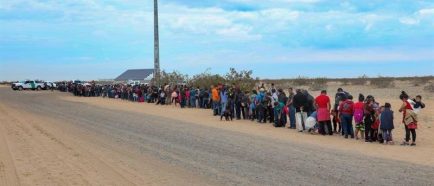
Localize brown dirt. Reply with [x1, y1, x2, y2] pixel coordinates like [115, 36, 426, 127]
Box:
[59, 80, 434, 167]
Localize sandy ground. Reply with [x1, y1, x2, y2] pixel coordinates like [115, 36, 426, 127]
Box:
[0, 83, 433, 185]
[0, 89, 213, 186]
[61, 85, 434, 166]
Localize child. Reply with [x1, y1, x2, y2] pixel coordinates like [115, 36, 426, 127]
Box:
[371, 106, 383, 142]
[380, 103, 394, 144]
[413, 95, 425, 114]
[353, 94, 365, 140]
[331, 109, 341, 134]
[221, 103, 233, 121]
[306, 111, 319, 134]
[273, 101, 288, 127]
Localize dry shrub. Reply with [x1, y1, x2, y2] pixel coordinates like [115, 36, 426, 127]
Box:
[293, 76, 310, 86]
[370, 76, 395, 88]
[412, 77, 430, 86]
[309, 77, 328, 91]
[424, 83, 434, 93]
[340, 78, 350, 86]
[352, 75, 368, 85]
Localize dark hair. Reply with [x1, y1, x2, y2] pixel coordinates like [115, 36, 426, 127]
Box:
[337, 88, 343, 92]
[358, 94, 365, 102]
[399, 91, 409, 100]
[347, 95, 353, 100]
[385, 102, 391, 108]
[416, 95, 422, 99]
[321, 90, 327, 94]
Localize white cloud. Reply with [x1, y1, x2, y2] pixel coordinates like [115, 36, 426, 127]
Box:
[399, 8, 434, 26]
[400, 17, 419, 25]
[418, 8, 434, 16]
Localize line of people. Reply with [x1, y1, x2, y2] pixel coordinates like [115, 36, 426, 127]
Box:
[58, 81, 425, 146]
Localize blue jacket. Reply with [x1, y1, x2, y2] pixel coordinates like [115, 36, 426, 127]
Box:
[380, 108, 394, 130]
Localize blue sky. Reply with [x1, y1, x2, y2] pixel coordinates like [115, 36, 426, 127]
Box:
[0, 0, 433, 81]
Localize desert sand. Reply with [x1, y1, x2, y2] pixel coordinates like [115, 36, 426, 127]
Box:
[61, 81, 434, 166]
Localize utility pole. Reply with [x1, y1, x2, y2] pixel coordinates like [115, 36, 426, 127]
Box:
[153, 0, 160, 85]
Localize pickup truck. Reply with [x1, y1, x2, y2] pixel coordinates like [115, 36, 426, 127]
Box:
[43, 81, 57, 90]
[11, 80, 46, 91]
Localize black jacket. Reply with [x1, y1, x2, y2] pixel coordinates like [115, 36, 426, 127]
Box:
[293, 92, 308, 112]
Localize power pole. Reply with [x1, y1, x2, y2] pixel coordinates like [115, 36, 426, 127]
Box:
[153, 0, 160, 85]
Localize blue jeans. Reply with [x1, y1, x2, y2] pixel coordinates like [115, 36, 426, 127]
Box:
[257, 104, 265, 123]
[212, 101, 220, 115]
[221, 102, 227, 116]
[340, 114, 354, 137]
[190, 97, 196, 108]
[289, 105, 296, 128]
[202, 98, 208, 108]
[274, 109, 286, 127]
[382, 129, 392, 142]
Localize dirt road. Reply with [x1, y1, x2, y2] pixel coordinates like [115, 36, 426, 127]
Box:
[1, 87, 433, 185]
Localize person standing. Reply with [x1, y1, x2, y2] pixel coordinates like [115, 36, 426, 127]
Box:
[353, 94, 365, 140]
[189, 87, 196, 108]
[339, 95, 355, 139]
[315, 90, 333, 135]
[202, 88, 210, 109]
[249, 90, 258, 121]
[220, 86, 229, 118]
[256, 88, 266, 123]
[287, 87, 296, 129]
[293, 89, 308, 132]
[399, 91, 417, 146]
[380, 103, 394, 144]
[211, 85, 220, 115]
[234, 87, 243, 120]
[364, 95, 375, 142]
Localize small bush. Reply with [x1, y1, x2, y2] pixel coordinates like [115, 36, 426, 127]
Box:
[370, 76, 395, 88]
[352, 75, 368, 85]
[424, 83, 434, 93]
[412, 77, 429, 87]
[293, 76, 310, 86]
[309, 77, 328, 91]
[340, 78, 350, 86]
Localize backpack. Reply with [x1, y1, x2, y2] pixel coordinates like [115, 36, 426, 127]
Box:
[341, 100, 353, 113]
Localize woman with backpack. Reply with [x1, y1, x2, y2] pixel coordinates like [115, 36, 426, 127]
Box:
[399, 91, 418, 146]
[339, 95, 355, 139]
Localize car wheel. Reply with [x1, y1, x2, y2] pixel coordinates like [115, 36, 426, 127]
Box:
[37, 86, 41, 91]
[18, 86, 23, 91]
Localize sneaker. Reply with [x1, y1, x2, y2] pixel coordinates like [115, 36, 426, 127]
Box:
[400, 142, 409, 146]
[410, 143, 416, 146]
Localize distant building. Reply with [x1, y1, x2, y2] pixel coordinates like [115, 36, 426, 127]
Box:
[115, 69, 154, 84]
